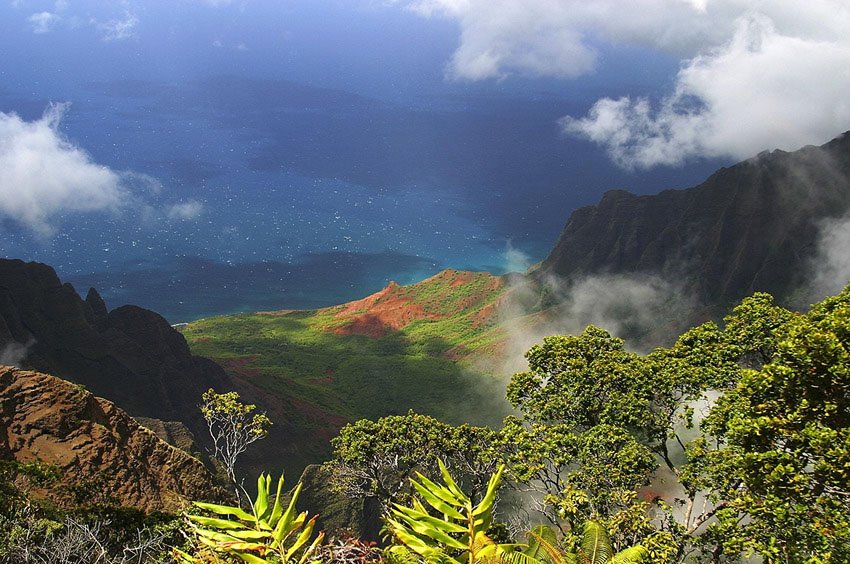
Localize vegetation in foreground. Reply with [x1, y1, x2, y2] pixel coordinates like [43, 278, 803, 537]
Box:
[3, 283, 848, 562]
[321, 285, 850, 562]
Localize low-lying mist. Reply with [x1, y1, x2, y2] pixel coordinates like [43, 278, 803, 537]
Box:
[801, 213, 850, 307]
[491, 268, 700, 377]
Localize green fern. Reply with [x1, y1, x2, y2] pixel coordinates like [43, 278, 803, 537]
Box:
[608, 546, 648, 564]
[581, 522, 612, 564]
[524, 523, 646, 564]
[520, 525, 563, 564]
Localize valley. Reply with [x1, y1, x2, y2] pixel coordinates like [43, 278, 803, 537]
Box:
[2, 131, 850, 561]
[181, 269, 513, 475]
[179, 132, 850, 479]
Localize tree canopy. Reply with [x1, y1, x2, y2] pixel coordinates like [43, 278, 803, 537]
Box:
[330, 284, 850, 562]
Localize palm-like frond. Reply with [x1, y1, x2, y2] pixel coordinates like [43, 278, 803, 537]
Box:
[609, 546, 648, 564]
[184, 473, 323, 563]
[523, 522, 645, 564]
[525, 525, 568, 564]
[388, 460, 528, 564]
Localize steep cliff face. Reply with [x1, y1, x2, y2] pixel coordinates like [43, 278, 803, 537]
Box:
[0, 366, 227, 512]
[538, 132, 850, 308]
[0, 259, 232, 439]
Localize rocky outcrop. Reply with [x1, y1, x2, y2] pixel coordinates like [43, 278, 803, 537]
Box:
[296, 464, 383, 543]
[0, 259, 232, 442]
[133, 417, 202, 456]
[538, 132, 850, 310]
[0, 365, 228, 513]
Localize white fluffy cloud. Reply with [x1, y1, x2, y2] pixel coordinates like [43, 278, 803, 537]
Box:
[167, 200, 204, 220]
[399, 0, 850, 167]
[0, 104, 129, 236]
[97, 12, 138, 41]
[28, 11, 60, 34]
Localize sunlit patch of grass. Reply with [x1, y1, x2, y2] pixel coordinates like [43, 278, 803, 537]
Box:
[181, 270, 513, 470]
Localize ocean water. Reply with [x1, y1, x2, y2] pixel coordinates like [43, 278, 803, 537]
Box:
[0, 2, 725, 322]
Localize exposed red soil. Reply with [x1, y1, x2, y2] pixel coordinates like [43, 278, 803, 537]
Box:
[329, 281, 439, 337]
[306, 376, 335, 386]
[443, 344, 468, 361]
[326, 270, 505, 339]
[289, 397, 347, 425]
[222, 355, 258, 367]
[469, 299, 502, 329]
[638, 487, 664, 502]
[309, 426, 342, 445]
[448, 271, 480, 287]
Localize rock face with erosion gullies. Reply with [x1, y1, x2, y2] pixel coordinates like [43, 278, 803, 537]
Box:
[538, 132, 850, 309]
[0, 365, 227, 512]
[133, 416, 202, 456]
[0, 258, 232, 444]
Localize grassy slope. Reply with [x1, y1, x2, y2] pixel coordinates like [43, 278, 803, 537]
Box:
[181, 269, 513, 475]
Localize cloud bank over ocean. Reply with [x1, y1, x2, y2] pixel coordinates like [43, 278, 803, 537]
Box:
[0, 104, 128, 236]
[0, 104, 201, 237]
[399, 0, 850, 167]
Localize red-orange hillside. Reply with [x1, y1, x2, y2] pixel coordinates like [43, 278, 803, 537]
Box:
[321, 269, 506, 338]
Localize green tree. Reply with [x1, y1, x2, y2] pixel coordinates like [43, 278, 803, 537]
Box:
[500, 295, 809, 559]
[506, 327, 694, 463]
[499, 420, 656, 530]
[201, 389, 272, 502]
[329, 411, 499, 512]
[700, 287, 850, 561]
[502, 327, 684, 551]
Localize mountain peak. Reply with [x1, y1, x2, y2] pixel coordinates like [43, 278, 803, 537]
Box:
[319, 269, 504, 338]
[538, 131, 850, 310]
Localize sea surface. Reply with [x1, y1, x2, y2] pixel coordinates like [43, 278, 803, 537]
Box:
[0, 2, 725, 322]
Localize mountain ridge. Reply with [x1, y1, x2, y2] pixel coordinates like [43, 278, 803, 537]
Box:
[537, 132, 850, 309]
[0, 258, 234, 453]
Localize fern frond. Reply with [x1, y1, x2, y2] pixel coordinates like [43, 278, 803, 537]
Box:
[581, 522, 612, 564]
[609, 546, 648, 564]
[501, 548, 548, 564]
[527, 527, 567, 564]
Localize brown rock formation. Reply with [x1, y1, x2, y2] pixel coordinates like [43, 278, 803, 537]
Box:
[0, 365, 227, 513]
[0, 259, 232, 445]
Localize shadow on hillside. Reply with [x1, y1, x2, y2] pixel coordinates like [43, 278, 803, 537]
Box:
[183, 312, 513, 482]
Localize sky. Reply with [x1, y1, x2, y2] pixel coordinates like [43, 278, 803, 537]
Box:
[1, 0, 849, 321]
